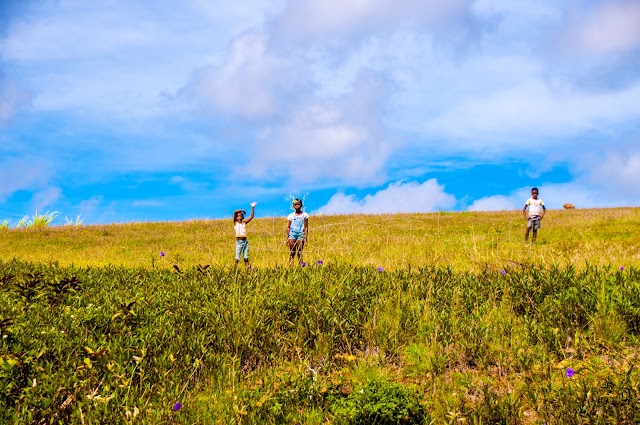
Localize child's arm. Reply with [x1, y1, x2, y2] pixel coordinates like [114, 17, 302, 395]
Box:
[285, 219, 291, 244]
[245, 203, 256, 224]
[522, 203, 529, 219]
[540, 203, 546, 219]
[303, 217, 309, 242]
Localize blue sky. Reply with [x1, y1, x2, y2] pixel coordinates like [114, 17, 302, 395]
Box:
[1, 0, 639, 224]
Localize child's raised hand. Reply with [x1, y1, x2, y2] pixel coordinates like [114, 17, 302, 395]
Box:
[250, 202, 258, 207]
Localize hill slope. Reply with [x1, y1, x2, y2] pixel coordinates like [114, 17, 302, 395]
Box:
[1, 207, 639, 270]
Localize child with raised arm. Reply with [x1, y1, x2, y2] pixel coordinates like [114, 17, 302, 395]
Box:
[234, 202, 257, 268]
[285, 198, 309, 264]
[522, 187, 546, 244]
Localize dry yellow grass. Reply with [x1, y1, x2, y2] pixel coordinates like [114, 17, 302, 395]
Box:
[1, 207, 638, 270]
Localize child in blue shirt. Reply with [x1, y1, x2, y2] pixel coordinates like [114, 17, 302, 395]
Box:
[285, 198, 309, 264]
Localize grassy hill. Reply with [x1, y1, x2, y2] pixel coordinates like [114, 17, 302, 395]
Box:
[1, 207, 639, 424]
[1, 207, 639, 270]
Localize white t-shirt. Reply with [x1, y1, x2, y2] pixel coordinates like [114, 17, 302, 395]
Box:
[287, 211, 309, 236]
[234, 222, 247, 237]
[525, 198, 545, 217]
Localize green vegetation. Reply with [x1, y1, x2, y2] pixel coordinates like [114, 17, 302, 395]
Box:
[1, 208, 639, 270]
[64, 214, 84, 227]
[0, 208, 639, 423]
[1, 210, 62, 230]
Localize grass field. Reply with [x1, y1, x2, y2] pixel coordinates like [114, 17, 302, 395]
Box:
[1, 207, 639, 270]
[1, 207, 639, 424]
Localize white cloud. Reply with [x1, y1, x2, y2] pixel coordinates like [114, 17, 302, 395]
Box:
[0, 80, 31, 124]
[468, 195, 518, 211]
[569, 0, 640, 55]
[422, 78, 640, 148]
[271, 0, 470, 42]
[1, 1, 276, 121]
[169, 176, 209, 192]
[586, 150, 640, 196]
[317, 179, 456, 215]
[78, 195, 104, 216]
[31, 186, 62, 210]
[244, 72, 392, 184]
[132, 200, 165, 208]
[186, 32, 308, 120]
[0, 158, 52, 202]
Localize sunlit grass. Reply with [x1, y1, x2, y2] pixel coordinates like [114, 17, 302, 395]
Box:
[0, 207, 638, 271]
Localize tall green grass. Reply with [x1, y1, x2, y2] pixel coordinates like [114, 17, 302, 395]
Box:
[1, 208, 639, 423]
[1, 211, 61, 230]
[1, 260, 638, 424]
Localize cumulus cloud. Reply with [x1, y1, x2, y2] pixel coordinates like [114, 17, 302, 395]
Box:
[567, 0, 640, 55]
[0, 158, 52, 202]
[244, 72, 392, 183]
[31, 186, 62, 210]
[0, 80, 31, 124]
[169, 175, 209, 192]
[586, 150, 640, 196]
[185, 32, 310, 120]
[1, 1, 274, 122]
[317, 179, 456, 215]
[132, 200, 165, 208]
[271, 0, 470, 43]
[468, 195, 518, 211]
[78, 195, 104, 216]
[422, 76, 640, 149]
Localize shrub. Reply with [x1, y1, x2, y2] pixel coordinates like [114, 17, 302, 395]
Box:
[330, 378, 427, 425]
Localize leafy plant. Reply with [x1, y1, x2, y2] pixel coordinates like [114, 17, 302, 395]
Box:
[14, 211, 60, 228]
[330, 378, 427, 425]
[64, 214, 83, 226]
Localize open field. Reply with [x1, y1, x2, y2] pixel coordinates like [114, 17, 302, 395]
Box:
[1, 207, 639, 271]
[1, 207, 640, 424]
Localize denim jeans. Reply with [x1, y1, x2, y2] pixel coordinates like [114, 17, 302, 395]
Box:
[235, 239, 249, 260]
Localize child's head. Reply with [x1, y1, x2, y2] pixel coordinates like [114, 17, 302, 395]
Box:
[233, 209, 245, 223]
[531, 187, 539, 198]
[292, 198, 303, 211]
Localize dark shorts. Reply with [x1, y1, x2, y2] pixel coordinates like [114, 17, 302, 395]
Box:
[527, 216, 541, 230]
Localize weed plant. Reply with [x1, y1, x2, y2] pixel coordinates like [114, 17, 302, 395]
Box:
[1, 260, 639, 424]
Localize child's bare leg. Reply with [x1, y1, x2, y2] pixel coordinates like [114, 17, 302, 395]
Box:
[296, 240, 304, 263]
[288, 240, 296, 264]
[532, 229, 537, 243]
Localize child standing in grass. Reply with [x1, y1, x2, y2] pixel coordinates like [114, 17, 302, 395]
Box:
[234, 202, 257, 267]
[286, 198, 309, 264]
[522, 187, 546, 244]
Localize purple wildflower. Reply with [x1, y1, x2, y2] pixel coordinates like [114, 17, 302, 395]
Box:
[500, 269, 507, 276]
[378, 267, 384, 272]
[620, 266, 625, 271]
[160, 251, 165, 257]
[301, 261, 307, 268]
[566, 368, 575, 378]
[173, 402, 182, 411]
[317, 260, 323, 266]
